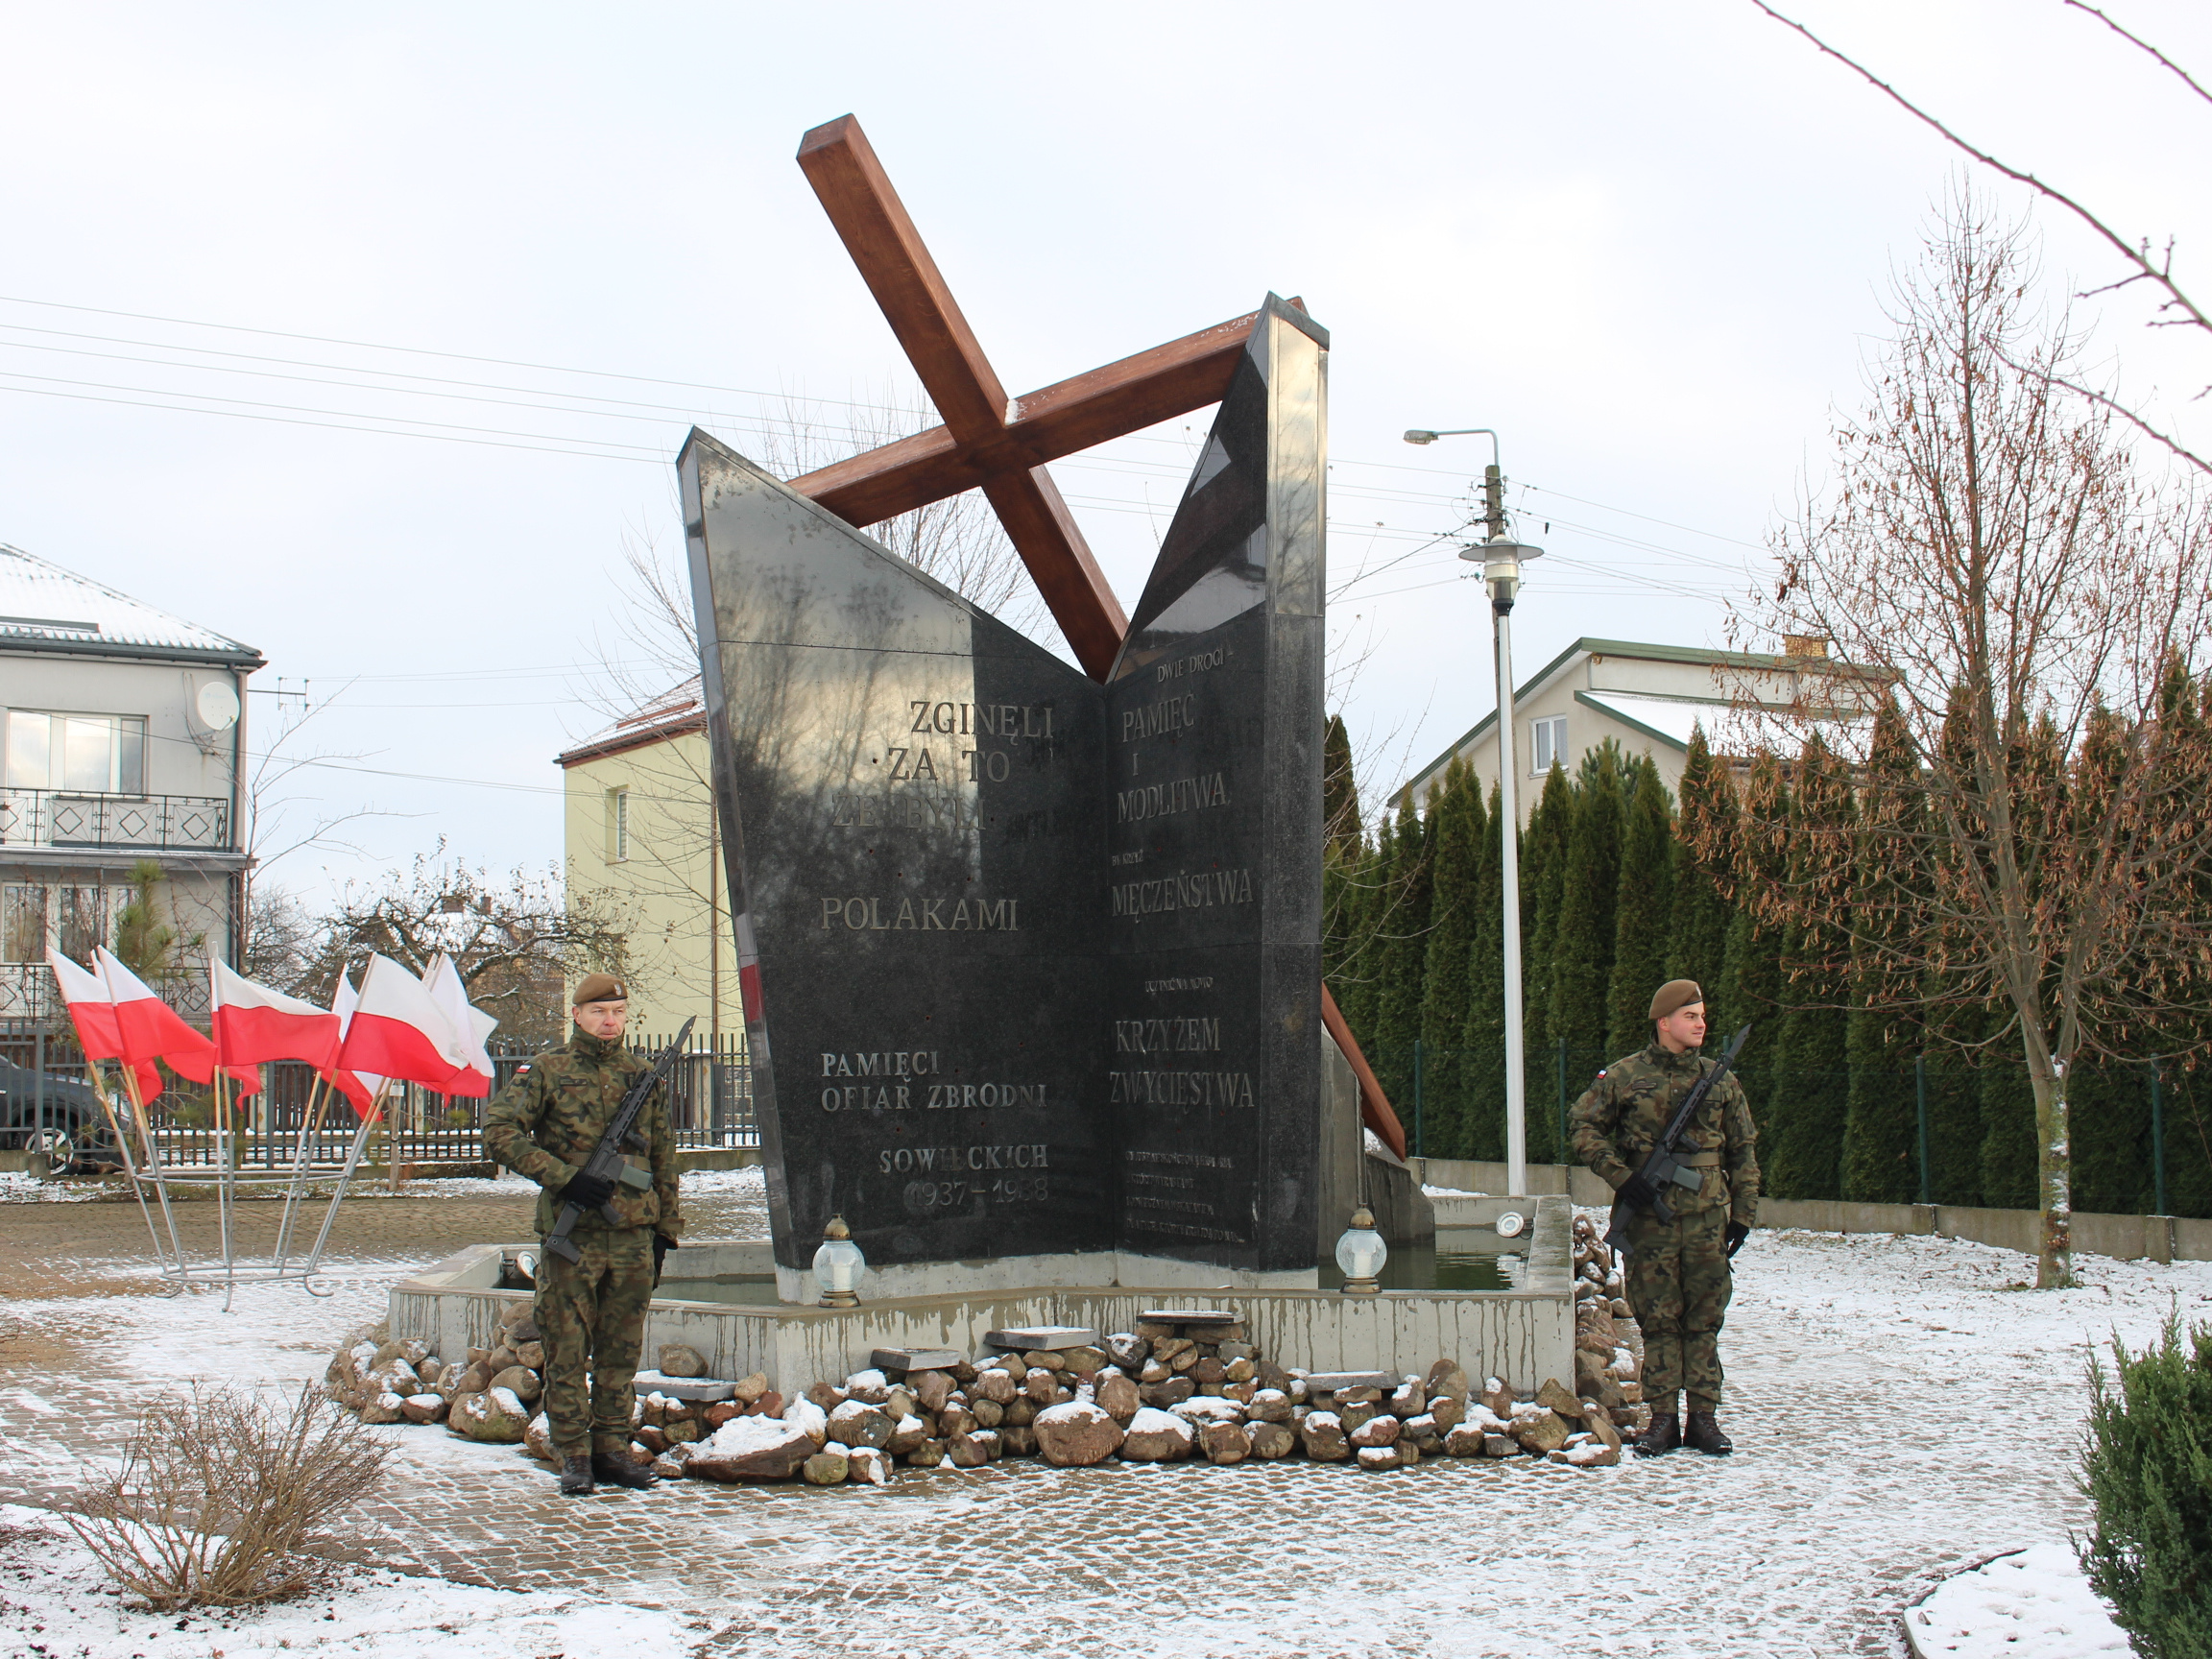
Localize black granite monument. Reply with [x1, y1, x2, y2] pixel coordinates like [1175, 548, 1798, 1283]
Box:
[685, 294, 1327, 1287]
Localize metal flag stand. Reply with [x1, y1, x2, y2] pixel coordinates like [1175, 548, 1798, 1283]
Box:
[86, 1059, 394, 1312]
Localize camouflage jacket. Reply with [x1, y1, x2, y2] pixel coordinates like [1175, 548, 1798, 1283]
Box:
[1569, 1042, 1760, 1225]
[482, 1027, 685, 1240]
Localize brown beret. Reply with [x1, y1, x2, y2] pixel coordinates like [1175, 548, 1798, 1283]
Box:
[1649, 979, 1703, 1022]
[572, 973, 628, 1006]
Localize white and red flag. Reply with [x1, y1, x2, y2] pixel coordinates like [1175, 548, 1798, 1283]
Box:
[95, 948, 226, 1090]
[335, 954, 476, 1093]
[48, 950, 161, 1101]
[421, 954, 497, 1098]
[319, 971, 385, 1114]
[209, 959, 341, 1071]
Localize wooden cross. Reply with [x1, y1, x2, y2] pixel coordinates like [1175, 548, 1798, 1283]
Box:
[785, 114, 1407, 1156]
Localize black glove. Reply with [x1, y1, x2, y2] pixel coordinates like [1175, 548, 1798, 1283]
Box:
[1725, 1220, 1750, 1258]
[1615, 1171, 1660, 1212]
[652, 1233, 676, 1284]
[558, 1168, 617, 1212]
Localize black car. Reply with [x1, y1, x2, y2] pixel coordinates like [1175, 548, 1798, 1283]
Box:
[0, 1058, 113, 1164]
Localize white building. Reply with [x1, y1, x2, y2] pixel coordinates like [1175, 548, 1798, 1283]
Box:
[1400, 635, 1887, 820]
[0, 545, 262, 1024]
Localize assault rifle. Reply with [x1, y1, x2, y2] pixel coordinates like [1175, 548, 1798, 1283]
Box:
[1601, 1022, 1752, 1258]
[544, 1016, 696, 1264]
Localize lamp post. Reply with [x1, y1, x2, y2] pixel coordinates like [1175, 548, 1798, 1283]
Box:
[1404, 427, 1543, 1198]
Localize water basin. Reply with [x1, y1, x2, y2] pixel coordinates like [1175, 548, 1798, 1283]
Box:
[1320, 1228, 1528, 1293]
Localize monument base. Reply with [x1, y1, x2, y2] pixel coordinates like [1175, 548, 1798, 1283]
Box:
[773, 1250, 1319, 1306]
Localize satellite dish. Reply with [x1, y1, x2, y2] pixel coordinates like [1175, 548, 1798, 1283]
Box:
[196, 680, 239, 732]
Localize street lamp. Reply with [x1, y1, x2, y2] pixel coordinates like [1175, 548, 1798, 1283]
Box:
[1405, 426, 1542, 1199]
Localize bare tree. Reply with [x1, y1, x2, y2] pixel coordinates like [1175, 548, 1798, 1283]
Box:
[1708, 193, 2212, 1287]
[304, 848, 633, 1045]
[1750, 0, 2212, 474]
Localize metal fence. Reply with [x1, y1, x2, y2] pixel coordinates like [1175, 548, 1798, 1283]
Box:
[0, 1028, 757, 1168]
[1370, 1039, 2212, 1220]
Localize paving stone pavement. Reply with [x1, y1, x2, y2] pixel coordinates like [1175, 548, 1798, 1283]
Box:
[8, 1179, 2212, 1657]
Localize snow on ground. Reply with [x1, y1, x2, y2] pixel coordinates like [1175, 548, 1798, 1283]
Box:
[681, 1166, 766, 1195]
[1420, 1183, 1484, 1196]
[1904, 1544, 2129, 1657]
[0, 1504, 699, 1659]
[0, 1171, 114, 1202]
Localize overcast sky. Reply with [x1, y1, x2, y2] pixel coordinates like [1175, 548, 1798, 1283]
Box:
[3, 0, 2207, 908]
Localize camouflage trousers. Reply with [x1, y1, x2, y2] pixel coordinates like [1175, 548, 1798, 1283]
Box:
[535, 1227, 654, 1457]
[1623, 1203, 1733, 1414]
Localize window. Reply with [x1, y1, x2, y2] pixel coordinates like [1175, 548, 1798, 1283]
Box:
[1532, 714, 1569, 776]
[4, 710, 147, 794]
[2, 885, 46, 964]
[56, 886, 107, 962]
[608, 788, 631, 862]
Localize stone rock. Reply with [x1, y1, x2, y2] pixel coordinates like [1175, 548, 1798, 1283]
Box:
[487, 1345, 520, 1374]
[1443, 1423, 1487, 1457]
[1247, 1421, 1296, 1460]
[1002, 1396, 1037, 1428]
[1357, 1446, 1401, 1471]
[1619, 1381, 1644, 1405]
[732, 1371, 770, 1404]
[974, 1369, 1018, 1405]
[1140, 1378, 1195, 1409]
[906, 1439, 947, 1468]
[1339, 1386, 1384, 1406]
[1246, 1388, 1292, 1423]
[1350, 1415, 1402, 1449]
[751, 1390, 785, 1419]
[1095, 1374, 1141, 1423]
[1195, 1421, 1248, 1464]
[1033, 1400, 1123, 1466]
[637, 1425, 671, 1455]
[1255, 1359, 1292, 1393]
[1481, 1433, 1519, 1457]
[450, 1388, 528, 1443]
[1118, 1407, 1194, 1463]
[645, 1455, 680, 1480]
[1152, 1335, 1192, 1365]
[687, 1414, 819, 1481]
[914, 1371, 953, 1414]
[1481, 1378, 1514, 1419]
[1299, 1411, 1350, 1462]
[1512, 1409, 1572, 1455]
[1059, 1345, 1110, 1377]
[664, 1419, 702, 1445]
[948, 1430, 1000, 1467]
[1402, 1413, 1441, 1449]
[1582, 1407, 1623, 1453]
[400, 1392, 447, 1425]
[805, 1382, 848, 1411]
[1193, 1357, 1227, 1385]
[508, 1340, 543, 1370]
[884, 1415, 928, 1455]
[936, 1406, 975, 1439]
[1304, 1370, 1394, 1394]
[1426, 1395, 1465, 1432]
[827, 1400, 892, 1450]
[1427, 1360, 1469, 1402]
[971, 1398, 1004, 1429]
[524, 1411, 556, 1462]
[784, 1396, 830, 1449]
[703, 1401, 740, 1430]
[466, 1345, 492, 1367]
[451, 1360, 494, 1397]
[1396, 1439, 1422, 1467]
[803, 1449, 850, 1485]
[846, 1446, 890, 1485]
[1105, 1333, 1148, 1369]
[1022, 1367, 1057, 1405]
[360, 1390, 406, 1424]
[659, 1343, 708, 1379]
[841, 1368, 892, 1404]
[1387, 1379, 1424, 1418]
[1338, 1402, 1380, 1432]
[490, 1365, 541, 1404]
[1535, 1379, 1585, 1420]
[1003, 1425, 1041, 1455]
[1169, 1346, 1202, 1374]
[981, 1325, 1097, 1353]
[1017, 1350, 1065, 1374]
[1169, 1398, 1243, 1431]
[1558, 1441, 1621, 1467]
[1221, 1357, 1255, 1384]
[1139, 1359, 1170, 1383]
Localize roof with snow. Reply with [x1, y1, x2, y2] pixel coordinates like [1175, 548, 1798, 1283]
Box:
[558, 676, 706, 767]
[0, 543, 262, 667]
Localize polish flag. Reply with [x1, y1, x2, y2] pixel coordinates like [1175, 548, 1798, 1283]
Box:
[319, 971, 384, 1116]
[210, 959, 341, 1070]
[335, 954, 475, 1092]
[49, 950, 162, 1102]
[97, 948, 219, 1086]
[421, 954, 497, 1098]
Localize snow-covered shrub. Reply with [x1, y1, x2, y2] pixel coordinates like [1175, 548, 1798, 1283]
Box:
[2079, 1315, 2212, 1658]
[67, 1382, 390, 1609]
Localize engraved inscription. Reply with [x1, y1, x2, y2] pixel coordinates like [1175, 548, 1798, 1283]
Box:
[1115, 772, 1229, 823]
[1114, 1017, 1222, 1053]
[1111, 867, 1254, 918]
[1120, 694, 1198, 743]
[1108, 1070, 1257, 1107]
[818, 896, 1020, 931]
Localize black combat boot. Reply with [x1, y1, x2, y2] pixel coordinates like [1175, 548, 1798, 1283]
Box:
[1633, 1413, 1680, 1457]
[591, 1450, 657, 1490]
[558, 1454, 594, 1495]
[1684, 1411, 1734, 1455]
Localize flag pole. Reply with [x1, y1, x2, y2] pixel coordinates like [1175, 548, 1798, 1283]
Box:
[271, 1072, 332, 1271]
[116, 1059, 189, 1286]
[301, 1076, 391, 1277]
[82, 1054, 169, 1271]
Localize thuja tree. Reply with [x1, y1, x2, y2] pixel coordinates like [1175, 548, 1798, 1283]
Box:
[1606, 758, 1675, 1055]
[1761, 734, 1855, 1201]
[1840, 701, 1925, 1203]
[1728, 192, 2212, 1286]
[1418, 759, 1486, 1154]
[1549, 742, 1628, 1050]
[1667, 728, 1738, 1035]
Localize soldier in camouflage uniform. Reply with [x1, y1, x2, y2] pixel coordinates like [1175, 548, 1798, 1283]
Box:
[483, 974, 683, 1496]
[1570, 978, 1759, 1457]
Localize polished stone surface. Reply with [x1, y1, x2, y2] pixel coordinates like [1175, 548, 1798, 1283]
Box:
[684, 294, 1328, 1281]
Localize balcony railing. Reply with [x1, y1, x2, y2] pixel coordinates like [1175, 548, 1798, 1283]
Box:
[0, 962, 208, 1023]
[0, 788, 231, 854]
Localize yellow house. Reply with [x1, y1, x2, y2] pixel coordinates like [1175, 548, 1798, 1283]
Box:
[558, 677, 740, 1046]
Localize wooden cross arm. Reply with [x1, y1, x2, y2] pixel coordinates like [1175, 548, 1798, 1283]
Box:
[789, 308, 1262, 530]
